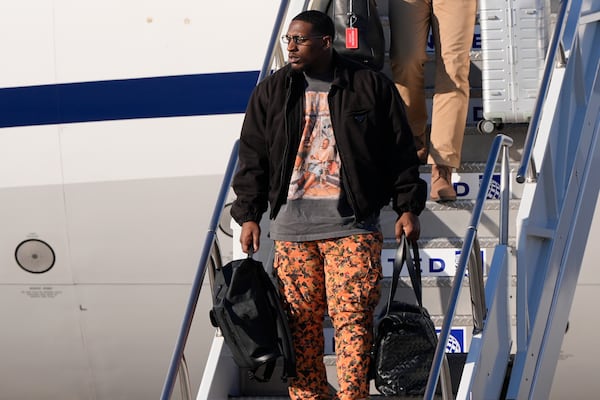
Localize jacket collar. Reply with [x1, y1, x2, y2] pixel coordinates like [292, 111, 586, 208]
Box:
[285, 50, 353, 90]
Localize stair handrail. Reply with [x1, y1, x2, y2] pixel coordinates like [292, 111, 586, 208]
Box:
[424, 133, 514, 400]
[258, 0, 296, 83]
[516, 0, 569, 184]
[506, 0, 600, 396]
[160, 140, 240, 400]
[159, 2, 295, 399]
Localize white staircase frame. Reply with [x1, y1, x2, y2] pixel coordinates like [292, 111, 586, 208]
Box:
[507, 0, 600, 398]
[459, 0, 600, 398]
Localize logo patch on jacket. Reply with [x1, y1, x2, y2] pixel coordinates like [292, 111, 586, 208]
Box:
[354, 113, 367, 123]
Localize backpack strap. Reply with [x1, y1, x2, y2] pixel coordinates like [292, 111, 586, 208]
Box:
[263, 246, 297, 380]
[248, 359, 277, 382]
[266, 276, 297, 380]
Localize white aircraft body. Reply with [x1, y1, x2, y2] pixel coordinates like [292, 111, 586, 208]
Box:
[1, 1, 599, 399]
[0, 1, 292, 399]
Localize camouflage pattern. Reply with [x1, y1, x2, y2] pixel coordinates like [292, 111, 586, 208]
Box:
[273, 233, 383, 400]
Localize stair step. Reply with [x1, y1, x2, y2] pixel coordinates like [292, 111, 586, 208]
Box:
[229, 395, 445, 399]
[418, 164, 524, 200]
[324, 353, 468, 397]
[380, 236, 516, 276]
[230, 396, 446, 399]
[324, 312, 475, 351]
[381, 199, 521, 239]
[230, 398, 289, 400]
[384, 236, 516, 249]
[460, 124, 527, 162]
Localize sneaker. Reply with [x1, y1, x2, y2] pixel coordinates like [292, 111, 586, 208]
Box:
[430, 165, 456, 202]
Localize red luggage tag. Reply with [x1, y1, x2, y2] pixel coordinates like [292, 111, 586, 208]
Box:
[346, 27, 358, 49]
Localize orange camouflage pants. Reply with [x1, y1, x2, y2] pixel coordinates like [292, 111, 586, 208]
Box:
[273, 233, 383, 400]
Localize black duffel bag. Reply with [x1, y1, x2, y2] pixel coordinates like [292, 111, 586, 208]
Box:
[371, 235, 438, 396]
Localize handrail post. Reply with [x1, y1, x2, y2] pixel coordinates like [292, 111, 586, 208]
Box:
[424, 134, 513, 399]
[516, 0, 569, 183]
[160, 141, 240, 400]
[160, 2, 294, 398]
[424, 228, 476, 399]
[500, 143, 511, 245]
[258, 0, 292, 84]
[469, 235, 486, 334]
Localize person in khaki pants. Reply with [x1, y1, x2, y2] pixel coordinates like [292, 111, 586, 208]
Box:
[389, 0, 477, 201]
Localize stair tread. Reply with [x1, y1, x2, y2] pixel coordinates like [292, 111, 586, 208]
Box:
[383, 198, 521, 211]
[382, 236, 516, 247]
[229, 396, 445, 399]
[420, 160, 522, 172]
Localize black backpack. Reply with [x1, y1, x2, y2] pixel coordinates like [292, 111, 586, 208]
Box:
[209, 256, 296, 381]
[312, 0, 385, 71]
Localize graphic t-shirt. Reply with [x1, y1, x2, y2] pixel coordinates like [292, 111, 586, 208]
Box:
[269, 74, 379, 242]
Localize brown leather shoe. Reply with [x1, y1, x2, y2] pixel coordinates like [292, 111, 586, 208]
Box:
[430, 165, 456, 202]
[416, 147, 428, 165]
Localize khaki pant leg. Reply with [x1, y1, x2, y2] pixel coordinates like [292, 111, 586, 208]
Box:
[429, 0, 477, 167]
[388, 0, 432, 151]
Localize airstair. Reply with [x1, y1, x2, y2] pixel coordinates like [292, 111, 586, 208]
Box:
[160, 0, 600, 398]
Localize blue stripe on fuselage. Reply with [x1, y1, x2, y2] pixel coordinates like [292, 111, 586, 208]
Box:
[0, 71, 259, 128]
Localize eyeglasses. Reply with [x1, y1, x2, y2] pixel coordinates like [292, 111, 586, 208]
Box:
[281, 34, 324, 45]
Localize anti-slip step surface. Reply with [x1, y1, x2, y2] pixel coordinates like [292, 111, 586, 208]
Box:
[379, 236, 516, 282]
[417, 163, 525, 201]
[229, 396, 446, 399]
[382, 236, 516, 249]
[381, 199, 522, 239]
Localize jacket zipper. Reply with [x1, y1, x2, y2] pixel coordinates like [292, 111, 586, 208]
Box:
[272, 79, 294, 219]
[328, 90, 360, 221]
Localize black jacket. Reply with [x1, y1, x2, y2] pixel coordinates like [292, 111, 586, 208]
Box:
[231, 53, 427, 225]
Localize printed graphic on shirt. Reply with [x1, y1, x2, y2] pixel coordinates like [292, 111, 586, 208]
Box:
[288, 91, 341, 200]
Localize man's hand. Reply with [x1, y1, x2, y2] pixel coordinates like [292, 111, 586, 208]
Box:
[240, 221, 261, 254]
[395, 211, 420, 242]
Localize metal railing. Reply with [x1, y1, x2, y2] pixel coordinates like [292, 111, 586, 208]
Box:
[516, 0, 569, 184]
[424, 134, 514, 399]
[258, 0, 295, 83]
[507, 1, 600, 396]
[159, 1, 296, 398]
[159, 141, 239, 400]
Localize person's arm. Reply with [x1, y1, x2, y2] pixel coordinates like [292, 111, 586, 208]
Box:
[231, 83, 270, 244]
[240, 221, 261, 254]
[384, 78, 428, 235]
[395, 211, 420, 242]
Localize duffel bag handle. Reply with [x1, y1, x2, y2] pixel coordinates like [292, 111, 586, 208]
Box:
[386, 235, 423, 314]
